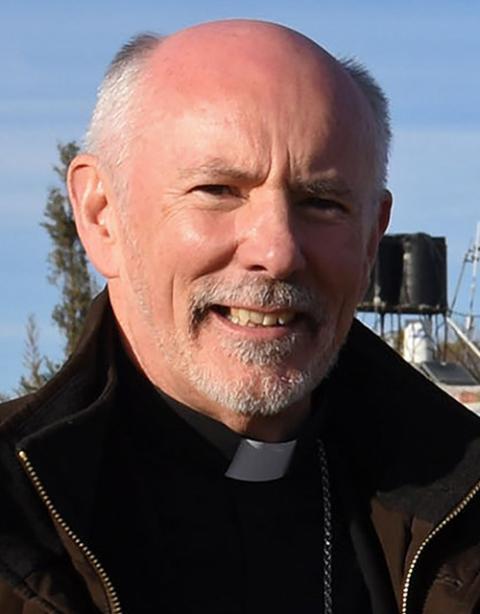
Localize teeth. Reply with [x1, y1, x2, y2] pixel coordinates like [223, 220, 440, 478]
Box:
[249, 311, 264, 324]
[238, 309, 250, 326]
[227, 307, 295, 327]
[262, 313, 278, 326]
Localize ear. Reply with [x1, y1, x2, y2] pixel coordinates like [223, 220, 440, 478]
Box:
[359, 190, 392, 301]
[366, 189, 392, 266]
[68, 154, 120, 279]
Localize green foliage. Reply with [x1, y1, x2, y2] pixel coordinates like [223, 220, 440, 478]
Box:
[41, 141, 99, 358]
[16, 315, 55, 396]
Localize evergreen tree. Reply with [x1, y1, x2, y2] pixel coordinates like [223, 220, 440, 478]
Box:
[3, 142, 98, 399]
[41, 141, 99, 358]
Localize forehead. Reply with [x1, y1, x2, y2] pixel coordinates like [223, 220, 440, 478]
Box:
[129, 29, 376, 190]
[131, 99, 375, 203]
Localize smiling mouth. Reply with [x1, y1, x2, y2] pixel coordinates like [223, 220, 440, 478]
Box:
[211, 305, 297, 328]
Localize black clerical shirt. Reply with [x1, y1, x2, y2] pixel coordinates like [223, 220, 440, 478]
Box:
[89, 352, 375, 613]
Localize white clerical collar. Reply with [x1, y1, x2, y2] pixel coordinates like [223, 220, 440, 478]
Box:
[225, 438, 297, 482]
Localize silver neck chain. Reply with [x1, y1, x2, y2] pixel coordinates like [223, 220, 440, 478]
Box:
[318, 440, 333, 614]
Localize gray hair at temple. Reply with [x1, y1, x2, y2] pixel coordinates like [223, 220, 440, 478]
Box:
[84, 33, 161, 187]
[84, 31, 391, 195]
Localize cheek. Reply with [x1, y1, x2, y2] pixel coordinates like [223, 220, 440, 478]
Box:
[161, 210, 238, 278]
[306, 228, 369, 345]
[306, 225, 369, 293]
[124, 210, 238, 327]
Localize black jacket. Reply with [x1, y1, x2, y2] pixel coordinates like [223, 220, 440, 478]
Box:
[1, 292, 480, 613]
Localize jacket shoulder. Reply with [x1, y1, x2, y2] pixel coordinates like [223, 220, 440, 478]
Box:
[0, 290, 112, 438]
[345, 319, 478, 417]
[0, 396, 33, 430]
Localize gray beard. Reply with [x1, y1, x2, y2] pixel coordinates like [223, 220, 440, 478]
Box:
[182, 335, 339, 417]
[138, 274, 340, 417]
[179, 277, 340, 416]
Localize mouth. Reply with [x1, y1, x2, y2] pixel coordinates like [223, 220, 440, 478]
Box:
[190, 278, 323, 337]
[210, 305, 298, 328]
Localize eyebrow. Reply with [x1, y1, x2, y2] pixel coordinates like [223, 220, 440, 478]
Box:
[178, 159, 260, 183]
[293, 177, 353, 198]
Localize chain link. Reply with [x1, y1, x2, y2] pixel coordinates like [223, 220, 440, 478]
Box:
[318, 440, 333, 614]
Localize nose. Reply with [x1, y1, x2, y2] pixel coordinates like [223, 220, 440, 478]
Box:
[235, 192, 306, 279]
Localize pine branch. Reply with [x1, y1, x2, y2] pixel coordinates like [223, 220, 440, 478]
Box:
[16, 315, 50, 395]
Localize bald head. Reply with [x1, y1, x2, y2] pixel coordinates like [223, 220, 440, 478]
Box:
[147, 20, 336, 88]
[85, 19, 390, 194]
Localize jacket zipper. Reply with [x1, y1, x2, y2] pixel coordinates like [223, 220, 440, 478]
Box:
[401, 477, 480, 614]
[17, 449, 122, 614]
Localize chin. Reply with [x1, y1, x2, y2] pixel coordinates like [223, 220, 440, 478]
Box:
[187, 352, 338, 417]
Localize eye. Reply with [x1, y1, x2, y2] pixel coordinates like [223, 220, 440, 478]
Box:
[301, 197, 347, 214]
[194, 184, 235, 197]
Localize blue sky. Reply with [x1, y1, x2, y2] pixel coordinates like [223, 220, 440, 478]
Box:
[1, 0, 479, 394]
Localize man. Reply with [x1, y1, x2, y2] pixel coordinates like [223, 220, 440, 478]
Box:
[1, 19, 480, 614]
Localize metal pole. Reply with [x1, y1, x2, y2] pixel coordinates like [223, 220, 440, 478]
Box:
[466, 221, 480, 338]
[447, 316, 480, 360]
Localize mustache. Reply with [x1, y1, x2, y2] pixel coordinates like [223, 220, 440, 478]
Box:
[189, 277, 327, 330]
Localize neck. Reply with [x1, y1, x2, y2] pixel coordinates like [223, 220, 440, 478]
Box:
[199, 400, 312, 443]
